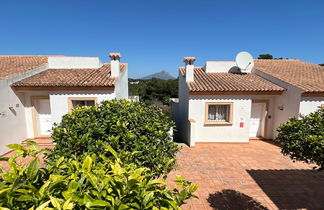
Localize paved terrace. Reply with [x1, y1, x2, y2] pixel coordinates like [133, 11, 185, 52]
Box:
[167, 141, 324, 210]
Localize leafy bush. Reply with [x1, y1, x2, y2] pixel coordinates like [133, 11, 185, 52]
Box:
[0, 143, 198, 209]
[276, 107, 324, 170]
[47, 99, 180, 177]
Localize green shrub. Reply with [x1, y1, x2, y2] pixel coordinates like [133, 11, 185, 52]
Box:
[276, 107, 324, 170]
[47, 99, 180, 177]
[0, 143, 198, 209]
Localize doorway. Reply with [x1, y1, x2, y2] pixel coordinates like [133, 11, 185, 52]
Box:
[249, 100, 268, 138]
[32, 97, 53, 136]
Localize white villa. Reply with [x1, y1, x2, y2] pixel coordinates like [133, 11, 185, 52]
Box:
[0, 53, 128, 154]
[172, 55, 324, 146]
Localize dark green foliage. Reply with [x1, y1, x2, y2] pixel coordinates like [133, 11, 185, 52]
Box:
[0, 143, 198, 209]
[258, 54, 273, 59]
[129, 78, 178, 105]
[276, 107, 324, 170]
[319, 64, 324, 66]
[47, 99, 180, 177]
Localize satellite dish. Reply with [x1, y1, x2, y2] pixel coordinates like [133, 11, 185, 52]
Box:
[236, 51, 254, 73]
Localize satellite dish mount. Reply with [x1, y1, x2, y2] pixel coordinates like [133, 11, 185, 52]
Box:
[236, 51, 254, 73]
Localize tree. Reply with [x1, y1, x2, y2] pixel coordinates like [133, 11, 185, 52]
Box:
[319, 64, 324, 66]
[258, 54, 273, 59]
[276, 107, 324, 170]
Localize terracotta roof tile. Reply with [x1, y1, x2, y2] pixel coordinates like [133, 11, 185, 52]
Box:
[12, 63, 127, 87]
[254, 59, 324, 93]
[0, 56, 48, 79]
[179, 67, 284, 93]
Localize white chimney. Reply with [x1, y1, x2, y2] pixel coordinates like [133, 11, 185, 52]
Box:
[184, 57, 196, 82]
[109, 53, 121, 77]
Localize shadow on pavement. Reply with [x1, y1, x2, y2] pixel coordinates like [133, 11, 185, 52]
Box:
[247, 169, 324, 210]
[207, 189, 268, 210]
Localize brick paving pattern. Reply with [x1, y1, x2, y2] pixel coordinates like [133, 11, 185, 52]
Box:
[167, 141, 324, 210]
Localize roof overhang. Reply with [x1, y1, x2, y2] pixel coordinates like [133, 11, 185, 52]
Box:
[13, 86, 114, 91]
[189, 91, 284, 95]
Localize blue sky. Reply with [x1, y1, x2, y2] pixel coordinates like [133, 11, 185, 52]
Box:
[0, 0, 323, 78]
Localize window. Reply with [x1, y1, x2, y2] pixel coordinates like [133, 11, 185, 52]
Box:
[72, 100, 95, 107]
[68, 97, 97, 111]
[205, 102, 233, 125]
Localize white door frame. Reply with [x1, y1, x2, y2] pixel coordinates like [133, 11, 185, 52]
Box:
[31, 96, 51, 137]
[250, 99, 269, 138]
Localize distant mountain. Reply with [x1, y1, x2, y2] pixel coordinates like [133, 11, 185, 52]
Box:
[140, 71, 175, 80]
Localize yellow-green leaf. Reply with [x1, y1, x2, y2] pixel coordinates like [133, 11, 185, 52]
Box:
[50, 196, 61, 210]
[36, 200, 51, 210]
[26, 158, 40, 180]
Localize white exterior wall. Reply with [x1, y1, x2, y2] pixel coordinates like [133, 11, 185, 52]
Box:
[49, 91, 115, 124]
[189, 95, 251, 143]
[114, 65, 129, 100]
[254, 69, 302, 137]
[0, 65, 49, 154]
[48, 57, 101, 69]
[21, 91, 51, 138]
[0, 56, 129, 155]
[250, 95, 277, 139]
[0, 82, 27, 154]
[20, 90, 116, 140]
[205, 61, 238, 73]
[299, 97, 324, 116]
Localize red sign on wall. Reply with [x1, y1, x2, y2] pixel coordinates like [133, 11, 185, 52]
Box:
[240, 122, 244, 128]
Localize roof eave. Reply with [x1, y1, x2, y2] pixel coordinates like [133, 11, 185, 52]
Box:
[189, 90, 284, 95]
[12, 86, 115, 91]
[301, 92, 324, 97]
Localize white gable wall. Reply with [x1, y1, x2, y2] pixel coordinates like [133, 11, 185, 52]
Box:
[0, 64, 49, 154]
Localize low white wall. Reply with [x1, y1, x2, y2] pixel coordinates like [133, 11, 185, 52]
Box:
[300, 97, 324, 116]
[49, 90, 115, 124]
[189, 95, 251, 142]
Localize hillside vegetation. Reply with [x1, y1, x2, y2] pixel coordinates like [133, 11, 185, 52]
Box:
[129, 78, 178, 105]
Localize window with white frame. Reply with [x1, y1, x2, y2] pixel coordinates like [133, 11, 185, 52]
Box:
[205, 102, 233, 125]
